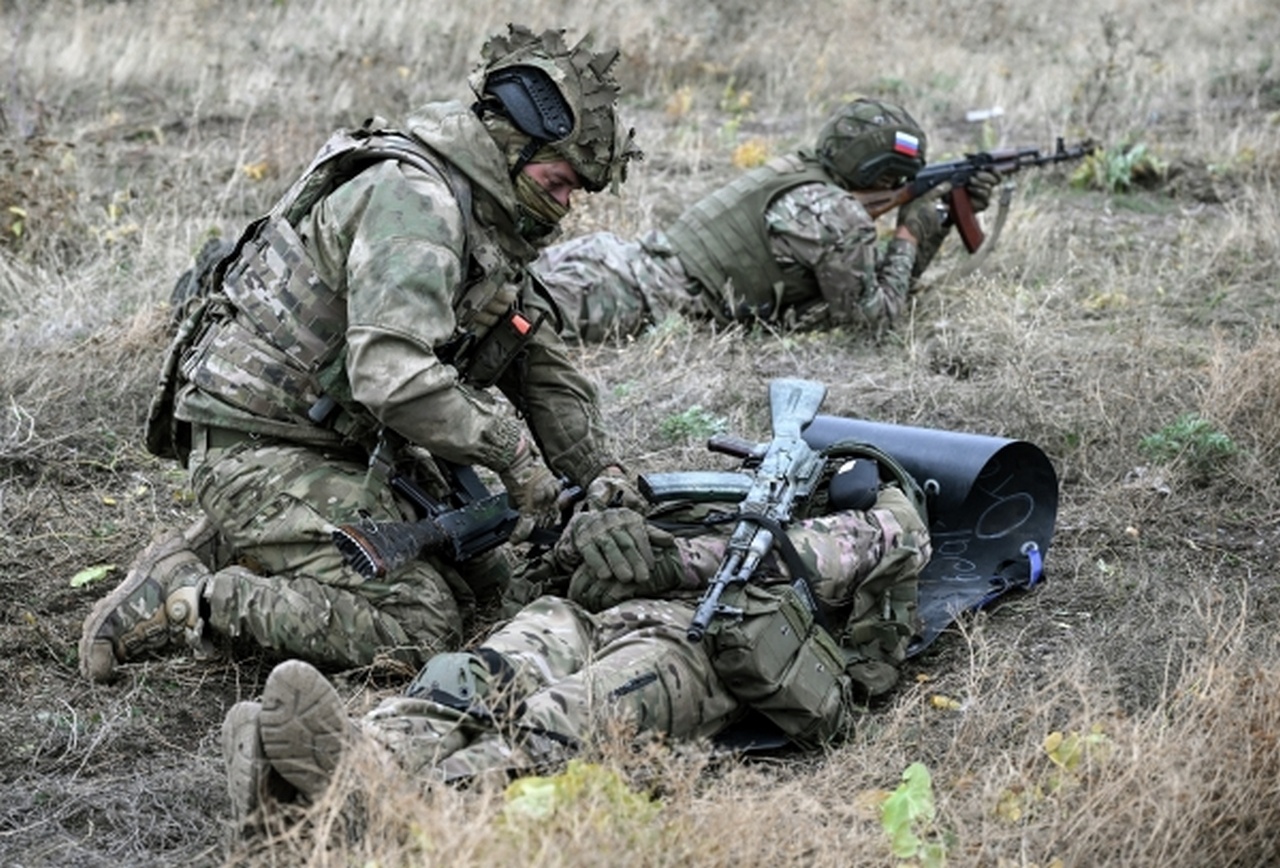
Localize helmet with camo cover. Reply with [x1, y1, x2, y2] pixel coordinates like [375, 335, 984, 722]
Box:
[816, 98, 927, 190]
[470, 24, 640, 193]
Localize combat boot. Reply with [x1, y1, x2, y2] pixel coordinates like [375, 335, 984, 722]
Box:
[258, 659, 358, 802]
[78, 515, 223, 682]
[222, 700, 300, 828]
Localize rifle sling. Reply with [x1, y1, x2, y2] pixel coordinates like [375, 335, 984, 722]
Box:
[660, 512, 829, 632]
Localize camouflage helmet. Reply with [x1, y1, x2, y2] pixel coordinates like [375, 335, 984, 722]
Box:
[815, 98, 927, 190]
[470, 24, 641, 193]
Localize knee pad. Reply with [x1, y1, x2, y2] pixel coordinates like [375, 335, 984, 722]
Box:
[405, 648, 524, 718]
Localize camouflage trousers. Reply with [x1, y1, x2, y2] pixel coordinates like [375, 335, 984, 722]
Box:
[361, 595, 737, 781]
[531, 230, 706, 343]
[188, 426, 474, 669]
[354, 486, 929, 780]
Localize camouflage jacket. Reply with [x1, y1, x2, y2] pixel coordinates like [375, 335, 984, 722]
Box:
[172, 102, 614, 485]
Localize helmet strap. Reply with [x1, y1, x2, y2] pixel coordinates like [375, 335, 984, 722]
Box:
[509, 138, 542, 180]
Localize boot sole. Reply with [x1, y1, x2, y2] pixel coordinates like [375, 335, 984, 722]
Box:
[222, 701, 267, 824]
[258, 660, 350, 801]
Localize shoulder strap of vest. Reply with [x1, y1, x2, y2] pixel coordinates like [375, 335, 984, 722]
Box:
[213, 125, 476, 292]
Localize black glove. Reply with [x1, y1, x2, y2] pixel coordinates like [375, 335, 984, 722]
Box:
[965, 170, 1000, 213]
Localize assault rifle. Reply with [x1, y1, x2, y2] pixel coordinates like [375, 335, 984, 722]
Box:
[332, 459, 522, 579]
[331, 429, 581, 578]
[674, 378, 830, 643]
[853, 137, 1097, 253]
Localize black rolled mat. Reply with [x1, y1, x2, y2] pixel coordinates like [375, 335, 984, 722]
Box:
[803, 415, 1059, 655]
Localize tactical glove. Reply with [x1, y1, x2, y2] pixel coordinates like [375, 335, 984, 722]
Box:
[584, 465, 647, 512]
[896, 186, 948, 245]
[498, 434, 562, 543]
[554, 507, 671, 583]
[558, 509, 680, 612]
[965, 170, 1000, 213]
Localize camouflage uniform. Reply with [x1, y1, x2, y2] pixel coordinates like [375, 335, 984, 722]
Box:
[82, 26, 640, 681]
[340, 484, 930, 782]
[533, 98, 1001, 344]
[534, 153, 920, 342]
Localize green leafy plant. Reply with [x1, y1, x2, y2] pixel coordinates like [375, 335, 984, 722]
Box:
[1139, 412, 1237, 474]
[659, 405, 727, 442]
[881, 762, 947, 867]
[502, 760, 658, 824]
[1044, 725, 1111, 778]
[1071, 142, 1167, 193]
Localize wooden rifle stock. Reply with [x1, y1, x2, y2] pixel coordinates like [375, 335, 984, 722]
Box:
[852, 186, 915, 220]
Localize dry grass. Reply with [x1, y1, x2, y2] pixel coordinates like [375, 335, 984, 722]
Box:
[3, 0, 1280, 865]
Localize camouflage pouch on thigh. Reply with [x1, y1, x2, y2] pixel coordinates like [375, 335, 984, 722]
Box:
[707, 583, 850, 748]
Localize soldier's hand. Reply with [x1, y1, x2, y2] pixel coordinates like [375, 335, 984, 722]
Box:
[553, 508, 667, 582]
[585, 465, 647, 511]
[965, 170, 1000, 213]
[498, 435, 562, 542]
[560, 509, 679, 611]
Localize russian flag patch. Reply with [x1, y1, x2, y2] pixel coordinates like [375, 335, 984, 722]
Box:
[894, 131, 920, 157]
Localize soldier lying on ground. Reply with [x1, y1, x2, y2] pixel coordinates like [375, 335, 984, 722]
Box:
[79, 24, 645, 682]
[221, 454, 932, 824]
[530, 98, 998, 342]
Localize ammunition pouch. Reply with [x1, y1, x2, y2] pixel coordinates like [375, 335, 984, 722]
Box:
[707, 582, 850, 748]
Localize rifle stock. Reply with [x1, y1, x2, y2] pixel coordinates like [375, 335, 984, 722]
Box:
[851, 186, 914, 220]
[334, 478, 585, 579]
[333, 492, 518, 579]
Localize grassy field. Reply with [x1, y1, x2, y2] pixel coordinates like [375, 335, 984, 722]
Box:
[3, 0, 1280, 865]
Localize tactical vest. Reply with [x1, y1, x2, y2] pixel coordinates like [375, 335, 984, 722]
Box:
[149, 122, 527, 462]
[664, 153, 835, 322]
